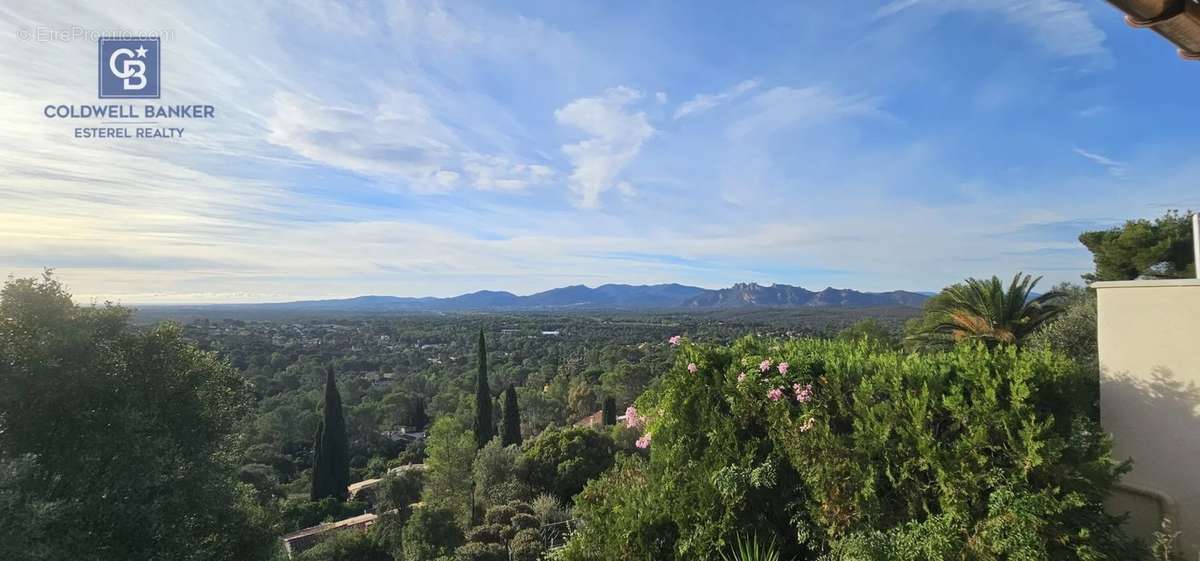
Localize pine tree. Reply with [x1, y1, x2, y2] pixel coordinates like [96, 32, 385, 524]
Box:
[501, 385, 522, 447]
[601, 396, 617, 426]
[311, 366, 350, 501]
[473, 329, 495, 449]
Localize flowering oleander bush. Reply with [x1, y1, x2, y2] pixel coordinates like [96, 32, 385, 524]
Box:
[562, 337, 1142, 561]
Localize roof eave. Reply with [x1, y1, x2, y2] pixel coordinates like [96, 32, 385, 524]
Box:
[1107, 0, 1200, 60]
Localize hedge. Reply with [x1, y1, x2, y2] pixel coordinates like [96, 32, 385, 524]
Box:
[563, 337, 1140, 561]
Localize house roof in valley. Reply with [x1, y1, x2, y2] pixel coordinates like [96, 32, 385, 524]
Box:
[387, 463, 427, 476]
[348, 478, 381, 497]
[281, 512, 378, 543]
[575, 410, 604, 428]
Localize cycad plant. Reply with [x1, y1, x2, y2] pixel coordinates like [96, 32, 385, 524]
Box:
[720, 534, 782, 561]
[909, 273, 1063, 350]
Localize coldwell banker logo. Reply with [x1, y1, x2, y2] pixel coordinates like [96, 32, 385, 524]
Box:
[42, 34, 215, 139]
[99, 37, 160, 98]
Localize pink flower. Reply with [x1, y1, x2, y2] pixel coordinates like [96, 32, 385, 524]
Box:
[793, 383, 813, 403]
[625, 406, 643, 428]
[778, 362, 790, 375]
[759, 359, 772, 373]
[737, 371, 747, 384]
[799, 417, 815, 433]
[668, 335, 682, 346]
[767, 387, 784, 402]
[635, 434, 652, 449]
[687, 363, 699, 374]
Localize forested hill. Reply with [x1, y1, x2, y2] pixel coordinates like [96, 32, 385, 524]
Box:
[142, 282, 930, 316]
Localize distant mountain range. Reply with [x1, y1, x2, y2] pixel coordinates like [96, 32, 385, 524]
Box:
[230, 283, 929, 312]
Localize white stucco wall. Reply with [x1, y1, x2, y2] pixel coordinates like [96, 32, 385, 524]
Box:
[1095, 279, 1200, 554]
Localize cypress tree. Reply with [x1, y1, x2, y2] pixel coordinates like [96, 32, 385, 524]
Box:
[501, 385, 522, 447]
[602, 396, 617, 426]
[473, 329, 495, 449]
[410, 397, 429, 431]
[311, 366, 350, 501]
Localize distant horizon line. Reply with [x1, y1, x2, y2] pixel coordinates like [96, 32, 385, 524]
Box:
[108, 281, 940, 307]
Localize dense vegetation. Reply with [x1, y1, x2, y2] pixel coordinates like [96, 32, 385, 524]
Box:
[168, 304, 917, 503]
[5, 210, 1190, 561]
[1079, 209, 1195, 281]
[0, 274, 276, 561]
[563, 338, 1134, 560]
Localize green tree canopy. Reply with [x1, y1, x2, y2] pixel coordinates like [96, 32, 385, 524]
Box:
[519, 425, 617, 503]
[0, 273, 274, 561]
[0, 454, 73, 561]
[402, 504, 464, 561]
[1079, 210, 1196, 281]
[473, 440, 529, 510]
[836, 319, 898, 349]
[423, 416, 477, 528]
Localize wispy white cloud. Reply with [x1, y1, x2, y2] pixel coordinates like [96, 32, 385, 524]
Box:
[266, 91, 460, 191]
[876, 0, 923, 18]
[462, 154, 554, 192]
[555, 87, 655, 208]
[1073, 147, 1126, 177]
[674, 79, 759, 119]
[1002, 0, 1109, 59]
[875, 0, 1108, 61]
[726, 85, 890, 139]
[265, 92, 556, 193]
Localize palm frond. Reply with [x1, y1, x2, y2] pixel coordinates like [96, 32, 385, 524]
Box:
[913, 272, 1064, 349]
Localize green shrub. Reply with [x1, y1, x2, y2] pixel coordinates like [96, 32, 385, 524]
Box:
[564, 338, 1141, 561]
[474, 440, 531, 510]
[452, 542, 506, 561]
[396, 440, 428, 466]
[279, 497, 372, 534]
[402, 504, 463, 561]
[1027, 284, 1099, 419]
[567, 456, 677, 561]
[508, 500, 537, 517]
[236, 463, 280, 499]
[511, 513, 540, 532]
[520, 425, 617, 503]
[483, 504, 516, 526]
[510, 528, 546, 561]
[376, 468, 425, 513]
[464, 524, 506, 545]
[296, 530, 391, 561]
[820, 514, 962, 561]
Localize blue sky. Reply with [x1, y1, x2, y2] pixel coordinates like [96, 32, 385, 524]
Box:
[1, 0, 1198, 303]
